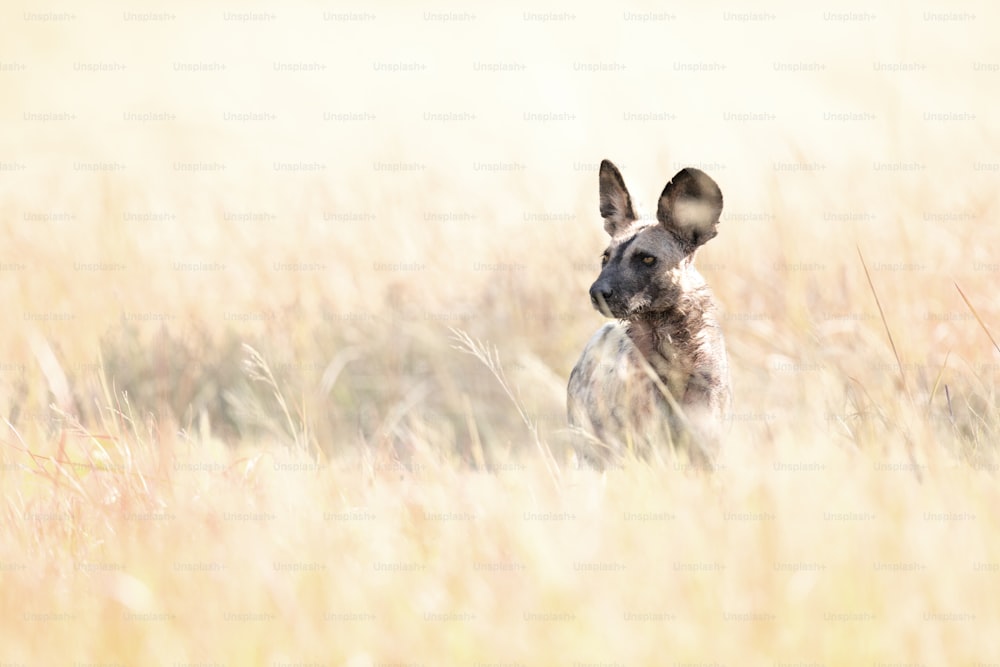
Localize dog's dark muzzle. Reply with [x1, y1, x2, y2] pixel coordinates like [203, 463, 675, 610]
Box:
[589, 280, 620, 318]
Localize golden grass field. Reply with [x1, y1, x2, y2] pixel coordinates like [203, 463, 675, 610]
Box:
[2, 0, 1000, 664]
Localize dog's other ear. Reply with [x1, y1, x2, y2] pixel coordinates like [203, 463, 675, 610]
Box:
[656, 168, 723, 248]
[599, 159, 636, 236]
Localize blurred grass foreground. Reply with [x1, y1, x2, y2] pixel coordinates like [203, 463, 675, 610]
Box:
[2, 0, 1000, 664]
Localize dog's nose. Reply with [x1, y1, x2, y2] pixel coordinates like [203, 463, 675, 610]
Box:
[590, 283, 613, 305]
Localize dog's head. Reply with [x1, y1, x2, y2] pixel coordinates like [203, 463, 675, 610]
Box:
[589, 159, 723, 320]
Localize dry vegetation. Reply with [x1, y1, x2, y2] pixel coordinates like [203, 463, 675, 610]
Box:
[2, 0, 1000, 664]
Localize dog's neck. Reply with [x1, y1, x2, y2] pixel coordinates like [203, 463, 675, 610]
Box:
[625, 297, 713, 376]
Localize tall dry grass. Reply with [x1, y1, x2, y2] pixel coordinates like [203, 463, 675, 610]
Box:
[2, 0, 999, 663]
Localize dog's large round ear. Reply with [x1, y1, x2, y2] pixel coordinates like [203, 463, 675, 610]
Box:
[599, 159, 636, 236]
[656, 168, 723, 248]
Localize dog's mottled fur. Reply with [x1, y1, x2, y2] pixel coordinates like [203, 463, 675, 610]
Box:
[567, 160, 731, 469]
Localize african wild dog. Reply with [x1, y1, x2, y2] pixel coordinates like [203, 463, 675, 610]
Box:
[567, 159, 731, 469]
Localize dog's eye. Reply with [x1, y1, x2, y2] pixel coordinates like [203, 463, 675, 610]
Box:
[641, 256, 656, 266]
[601, 252, 609, 266]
